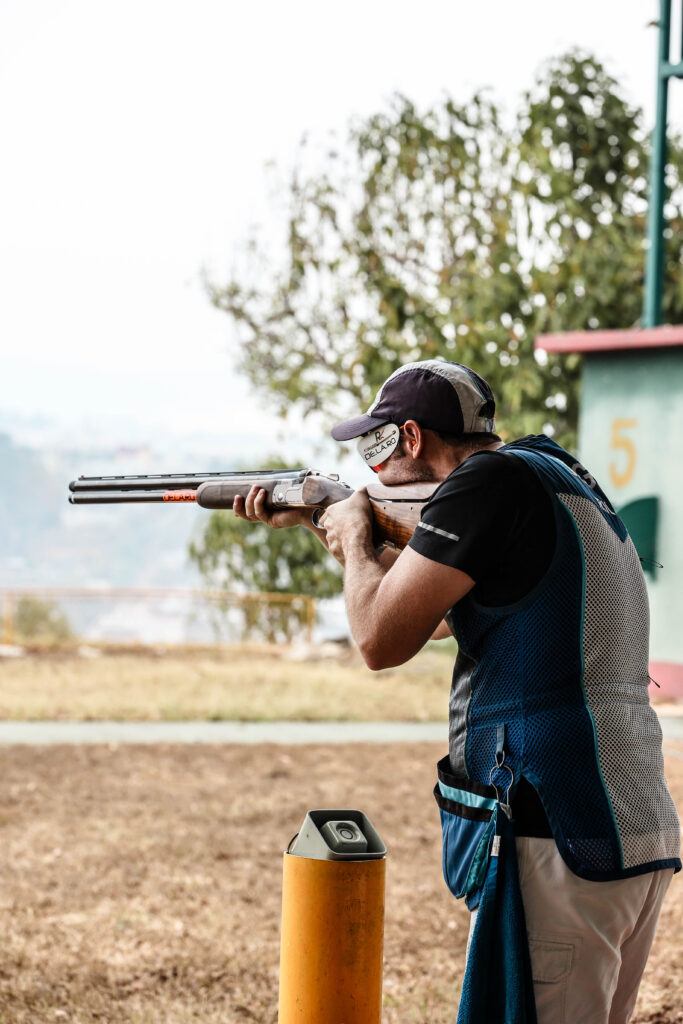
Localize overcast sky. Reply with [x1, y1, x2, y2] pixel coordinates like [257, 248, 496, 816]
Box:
[1, 0, 678, 452]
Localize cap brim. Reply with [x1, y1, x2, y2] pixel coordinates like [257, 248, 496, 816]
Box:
[331, 414, 390, 441]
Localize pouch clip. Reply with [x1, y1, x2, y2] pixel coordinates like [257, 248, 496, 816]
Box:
[489, 722, 514, 815]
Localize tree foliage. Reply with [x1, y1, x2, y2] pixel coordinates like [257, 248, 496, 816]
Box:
[188, 463, 343, 642]
[211, 52, 683, 451]
[15, 596, 73, 643]
[189, 513, 342, 598]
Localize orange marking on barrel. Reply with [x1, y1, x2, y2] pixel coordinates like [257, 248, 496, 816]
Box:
[162, 490, 197, 501]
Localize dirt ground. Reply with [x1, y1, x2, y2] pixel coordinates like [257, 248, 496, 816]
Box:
[0, 743, 681, 1024]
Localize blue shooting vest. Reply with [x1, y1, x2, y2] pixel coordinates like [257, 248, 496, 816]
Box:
[445, 435, 681, 881]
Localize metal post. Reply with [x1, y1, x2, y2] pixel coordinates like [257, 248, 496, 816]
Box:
[644, 0, 672, 327]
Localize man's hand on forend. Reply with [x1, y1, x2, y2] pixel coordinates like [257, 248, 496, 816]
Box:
[233, 485, 312, 530]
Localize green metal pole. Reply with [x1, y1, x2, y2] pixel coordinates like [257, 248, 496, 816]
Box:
[643, 0, 672, 328]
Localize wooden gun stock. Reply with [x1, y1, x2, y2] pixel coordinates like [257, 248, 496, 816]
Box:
[365, 482, 435, 549]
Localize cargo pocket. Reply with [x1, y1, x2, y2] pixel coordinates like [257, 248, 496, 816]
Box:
[433, 755, 498, 905]
[527, 935, 574, 1024]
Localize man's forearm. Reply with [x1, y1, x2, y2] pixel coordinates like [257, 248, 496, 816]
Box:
[341, 536, 388, 661]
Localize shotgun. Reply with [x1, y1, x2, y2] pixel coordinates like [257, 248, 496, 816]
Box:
[68, 469, 436, 549]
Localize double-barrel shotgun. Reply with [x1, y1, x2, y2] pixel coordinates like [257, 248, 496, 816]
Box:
[68, 469, 436, 549]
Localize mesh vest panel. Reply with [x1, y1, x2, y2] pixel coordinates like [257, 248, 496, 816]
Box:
[446, 437, 681, 879]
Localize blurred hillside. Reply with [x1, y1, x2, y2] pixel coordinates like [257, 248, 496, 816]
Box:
[0, 416, 350, 643]
[0, 428, 206, 588]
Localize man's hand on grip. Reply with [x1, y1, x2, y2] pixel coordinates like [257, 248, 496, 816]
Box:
[319, 489, 373, 565]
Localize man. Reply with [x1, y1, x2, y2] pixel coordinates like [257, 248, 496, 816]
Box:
[234, 358, 680, 1024]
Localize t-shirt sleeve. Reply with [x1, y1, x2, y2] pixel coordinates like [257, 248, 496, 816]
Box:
[407, 453, 514, 582]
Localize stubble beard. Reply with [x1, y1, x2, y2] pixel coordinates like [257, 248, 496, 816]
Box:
[378, 450, 441, 485]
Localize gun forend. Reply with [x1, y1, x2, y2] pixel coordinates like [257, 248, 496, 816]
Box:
[196, 472, 354, 510]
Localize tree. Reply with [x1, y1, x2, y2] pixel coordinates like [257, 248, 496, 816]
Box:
[209, 52, 683, 452]
[15, 596, 73, 644]
[188, 464, 343, 643]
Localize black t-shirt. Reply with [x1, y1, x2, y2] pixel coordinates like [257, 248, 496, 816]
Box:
[409, 445, 555, 836]
[409, 447, 555, 605]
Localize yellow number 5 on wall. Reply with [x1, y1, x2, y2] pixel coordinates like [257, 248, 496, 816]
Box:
[609, 418, 637, 488]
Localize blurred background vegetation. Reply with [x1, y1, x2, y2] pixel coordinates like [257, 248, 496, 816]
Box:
[14, 595, 73, 644]
[188, 460, 343, 641]
[209, 52, 683, 455]
[192, 51, 683, 605]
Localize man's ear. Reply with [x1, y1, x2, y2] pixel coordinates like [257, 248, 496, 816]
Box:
[402, 420, 424, 459]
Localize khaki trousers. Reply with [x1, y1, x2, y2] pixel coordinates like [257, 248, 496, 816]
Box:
[467, 837, 674, 1024]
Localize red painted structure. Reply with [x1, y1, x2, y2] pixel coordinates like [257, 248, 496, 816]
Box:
[537, 325, 683, 354]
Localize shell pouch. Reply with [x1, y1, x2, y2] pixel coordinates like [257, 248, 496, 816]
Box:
[434, 754, 499, 910]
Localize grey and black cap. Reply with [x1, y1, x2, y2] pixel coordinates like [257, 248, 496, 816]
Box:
[331, 359, 496, 441]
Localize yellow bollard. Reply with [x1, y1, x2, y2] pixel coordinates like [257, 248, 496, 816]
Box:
[278, 811, 386, 1024]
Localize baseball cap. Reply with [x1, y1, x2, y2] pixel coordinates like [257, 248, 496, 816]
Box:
[331, 359, 496, 441]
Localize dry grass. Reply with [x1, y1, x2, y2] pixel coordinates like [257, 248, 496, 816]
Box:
[0, 743, 680, 1024]
[0, 646, 454, 722]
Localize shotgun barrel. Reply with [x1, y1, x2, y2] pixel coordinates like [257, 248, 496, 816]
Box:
[68, 469, 310, 504]
[67, 469, 436, 549]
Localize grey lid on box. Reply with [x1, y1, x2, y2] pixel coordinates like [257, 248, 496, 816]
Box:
[287, 809, 386, 861]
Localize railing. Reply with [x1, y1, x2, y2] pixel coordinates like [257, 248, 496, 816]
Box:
[0, 587, 316, 647]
